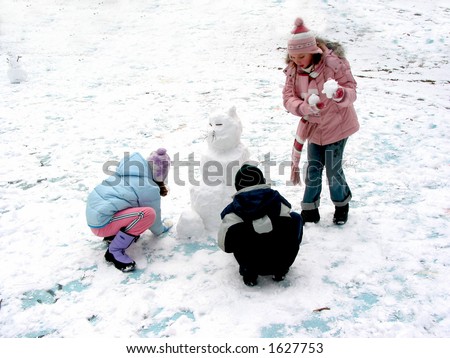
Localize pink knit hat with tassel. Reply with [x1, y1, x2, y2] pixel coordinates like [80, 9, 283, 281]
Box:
[147, 148, 170, 182]
[288, 18, 322, 55]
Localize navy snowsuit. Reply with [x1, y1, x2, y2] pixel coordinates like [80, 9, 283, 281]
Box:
[218, 184, 303, 277]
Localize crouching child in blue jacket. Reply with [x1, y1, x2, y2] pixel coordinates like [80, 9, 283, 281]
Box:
[86, 149, 172, 272]
[218, 164, 303, 286]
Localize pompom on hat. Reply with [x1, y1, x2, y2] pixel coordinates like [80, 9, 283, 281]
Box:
[147, 148, 171, 182]
[234, 164, 266, 192]
[288, 18, 322, 55]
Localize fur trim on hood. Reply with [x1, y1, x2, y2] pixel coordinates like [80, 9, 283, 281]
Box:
[285, 38, 346, 64]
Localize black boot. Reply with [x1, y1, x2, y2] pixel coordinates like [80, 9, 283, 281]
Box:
[301, 208, 320, 224]
[240, 266, 258, 286]
[333, 204, 349, 225]
[243, 275, 258, 287]
[272, 268, 289, 282]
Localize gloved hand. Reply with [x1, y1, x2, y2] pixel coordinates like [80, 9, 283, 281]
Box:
[299, 94, 322, 117]
[159, 219, 173, 235]
[322, 79, 344, 102]
[290, 163, 301, 186]
[291, 136, 303, 186]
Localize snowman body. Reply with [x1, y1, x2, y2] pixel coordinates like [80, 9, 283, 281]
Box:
[7, 55, 28, 84]
[176, 106, 250, 238]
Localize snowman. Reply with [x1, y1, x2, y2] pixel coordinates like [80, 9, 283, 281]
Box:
[7, 54, 28, 84]
[176, 106, 251, 238]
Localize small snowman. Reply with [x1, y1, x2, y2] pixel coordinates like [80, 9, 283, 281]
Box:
[7, 54, 28, 84]
[177, 106, 251, 238]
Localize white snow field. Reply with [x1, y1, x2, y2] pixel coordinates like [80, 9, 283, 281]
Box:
[0, 1, 449, 349]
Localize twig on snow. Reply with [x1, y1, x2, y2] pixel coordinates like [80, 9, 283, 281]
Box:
[313, 307, 330, 312]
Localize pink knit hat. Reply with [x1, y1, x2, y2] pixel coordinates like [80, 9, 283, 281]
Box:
[288, 18, 322, 55]
[147, 148, 170, 182]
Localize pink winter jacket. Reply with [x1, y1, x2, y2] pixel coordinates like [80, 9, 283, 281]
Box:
[283, 47, 359, 147]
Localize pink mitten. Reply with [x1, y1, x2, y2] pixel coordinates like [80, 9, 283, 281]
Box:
[291, 164, 301, 186]
[333, 87, 344, 102]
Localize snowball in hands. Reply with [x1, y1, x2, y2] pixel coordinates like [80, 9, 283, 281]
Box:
[307, 93, 324, 111]
[308, 93, 320, 106]
[322, 79, 339, 99]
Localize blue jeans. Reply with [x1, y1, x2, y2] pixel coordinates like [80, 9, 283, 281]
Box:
[301, 138, 352, 210]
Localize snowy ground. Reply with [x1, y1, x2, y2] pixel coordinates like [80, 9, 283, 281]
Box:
[1, 0, 449, 340]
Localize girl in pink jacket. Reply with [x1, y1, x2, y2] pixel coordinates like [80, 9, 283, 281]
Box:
[283, 18, 359, 225]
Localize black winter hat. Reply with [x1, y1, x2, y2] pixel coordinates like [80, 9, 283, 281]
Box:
[235, 164, 266, 191]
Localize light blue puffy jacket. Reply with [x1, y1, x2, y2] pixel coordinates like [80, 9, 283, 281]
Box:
[85, 152, 164, 235]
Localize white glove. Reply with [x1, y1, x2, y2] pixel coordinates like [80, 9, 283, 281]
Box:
[159, 219, 173, 235]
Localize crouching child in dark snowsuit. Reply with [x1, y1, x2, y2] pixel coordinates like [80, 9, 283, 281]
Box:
[218, 164, 303, 286]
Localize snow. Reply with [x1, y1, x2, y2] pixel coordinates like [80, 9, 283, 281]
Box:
[177, 105, 250, 236]
[308, 93, 320, 105]
[322, 79, 338, 98]
[1, 0, 450, 345]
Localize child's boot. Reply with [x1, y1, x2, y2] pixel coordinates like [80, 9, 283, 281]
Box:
[103, 227, 140, 245]
[104, 230, 137, 272]
[240, 266, 258, 287]
[333, 204, 349, 225]
[243, 274, 258, 287]
[272, 274, 285, 282]
[301, 208, 320, 224]
[273, 268, 289, 282]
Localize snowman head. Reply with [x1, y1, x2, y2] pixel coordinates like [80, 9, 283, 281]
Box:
[207, 106, 242, 152]
[7, 54, 22, 69]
